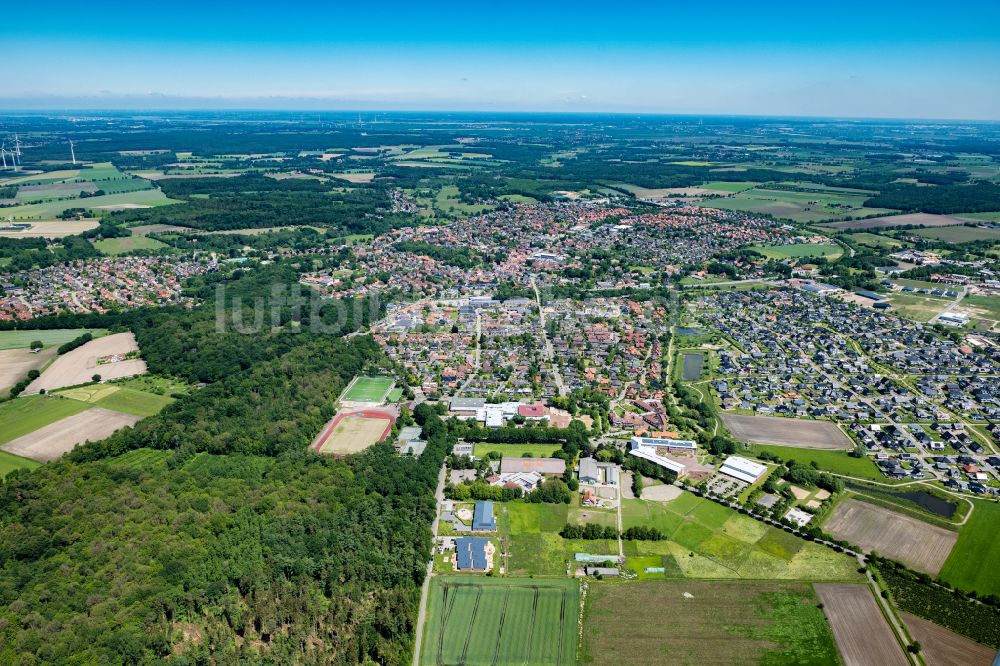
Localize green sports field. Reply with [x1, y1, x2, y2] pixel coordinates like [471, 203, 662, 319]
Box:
[420, 576, 578, 666]
[0, 328, 106, 350]
[472, 443, 562, 459]
[340, 375, 394, 403]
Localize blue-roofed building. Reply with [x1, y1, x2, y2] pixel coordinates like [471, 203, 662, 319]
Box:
[854, 289, 887, 301]
[455, 537, 490, 571]
[472, 501, 496, 531]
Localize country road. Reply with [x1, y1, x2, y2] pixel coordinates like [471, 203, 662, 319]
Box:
[412, 463, 446, 666]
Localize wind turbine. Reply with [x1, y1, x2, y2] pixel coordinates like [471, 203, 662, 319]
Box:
[69, 139, 76, 165]
[1, 143, 7, 170]
[12, 135, 21, 170]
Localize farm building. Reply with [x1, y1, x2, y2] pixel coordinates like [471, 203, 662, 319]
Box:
[454, 537, 492, 571]
[719, 456, 768, 484]
[585, 566, 619, 577]
[854, 289, 887, 301]
[500, 457, 566, 477]
[472, 501, 496, 531]
[578, 457, 619, 485]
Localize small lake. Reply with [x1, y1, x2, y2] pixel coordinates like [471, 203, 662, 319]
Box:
[676, 327, 703, 336]
[682, 352, 704, 381]
[846, 483, 957, 518]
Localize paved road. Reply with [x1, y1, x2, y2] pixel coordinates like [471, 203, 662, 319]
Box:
[412, 463, 447, 666]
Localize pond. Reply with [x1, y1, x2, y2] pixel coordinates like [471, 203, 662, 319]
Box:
[681, 352, 704, 381]
[676, 327, 703, 336]
[846, 482, 957, 519]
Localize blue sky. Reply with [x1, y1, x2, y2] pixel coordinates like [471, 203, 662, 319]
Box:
[4, 0, 1000, 119]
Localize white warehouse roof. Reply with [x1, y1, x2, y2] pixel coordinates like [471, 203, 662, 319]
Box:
[720, 456, 768, 484]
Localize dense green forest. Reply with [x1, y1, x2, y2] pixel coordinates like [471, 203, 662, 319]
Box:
[0, 262, 451, 664]
[864, 182, 1000, 214]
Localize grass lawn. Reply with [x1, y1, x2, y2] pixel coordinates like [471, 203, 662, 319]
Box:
[751, 243, 843, 260]
[939, 499, 1000, 597]
[0, 449, 41, 478]
[472, 443, 562, 458]
[94, 236, 169, 255]
[960, 294, 1000, 322]
[621, 493, 860, 581]
[0, 395, 91, 444]
[751, 444, 889, 482]
[421, 576, 578, 666]
[581, 580, 840, 666]
[886, 293, 950, 322]
[340, 375, 394, 403]
[0, 328, 106, 351]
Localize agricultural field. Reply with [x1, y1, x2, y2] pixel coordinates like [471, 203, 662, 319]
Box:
[0, 218, 100, 238]
[3, 189, 179, 219]
[939, 499, 1000, 597]
[0, 449, 41, 478]
[0, 394, 91, 444]
[0, 347, 57, 396]
[751, 243, 843, 260]
[814, 584, 908, 666]
[340, 375, 394, 403]
[472, 443, 562, 459]
[420, 576, 578, 666]
[900, 613, 996, 666]
[705, 186, 895, 223]
[822, 499, 958, 575]
[93, 236, 170, 255]
[619, 494, 860, 581]
[912, 225, 1000, 243]
[824, 212, 975, 231]
[580, 580, 840, 666]
[0, 328, 106, 350]
[845, 232, 908, 249]
[0, 407, 141, 462]
[58, 384, 174, 417]
[699, 180, 758, 193]
[721, 413, 853, 449]
[25, 332, 146, 393]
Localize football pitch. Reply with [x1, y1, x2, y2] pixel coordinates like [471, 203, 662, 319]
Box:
[421, 577, 578, 666]
[340, 375, 394, 403]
